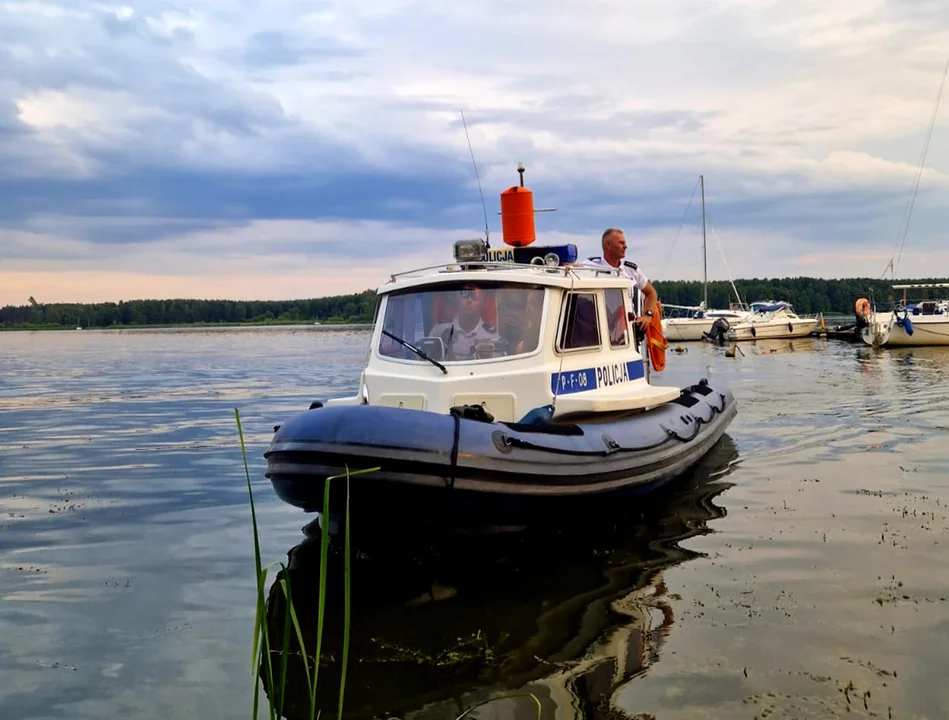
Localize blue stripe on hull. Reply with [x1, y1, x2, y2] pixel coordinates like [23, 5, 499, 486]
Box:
[550, 359, 645, 395]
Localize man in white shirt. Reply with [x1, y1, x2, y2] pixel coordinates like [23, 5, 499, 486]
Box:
[429, 284, 502, 359]
[582, 227, 659, 332]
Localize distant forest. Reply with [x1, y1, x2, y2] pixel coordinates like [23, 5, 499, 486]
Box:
[652, 276, 946, 315]
[0, 277, 944, 329]
[0, 291, 379, 329]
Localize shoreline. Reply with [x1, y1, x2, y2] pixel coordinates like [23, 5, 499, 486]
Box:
[0, 320, 374, 332]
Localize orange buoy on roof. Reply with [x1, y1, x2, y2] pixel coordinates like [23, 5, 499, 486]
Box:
[855, 297, 871, 317]
[500, 163, 536, 247]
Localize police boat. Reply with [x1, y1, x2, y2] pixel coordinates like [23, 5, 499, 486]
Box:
[263, 165, 738, 524]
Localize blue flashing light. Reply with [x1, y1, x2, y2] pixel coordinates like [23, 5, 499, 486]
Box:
[485, 244, 578, 265]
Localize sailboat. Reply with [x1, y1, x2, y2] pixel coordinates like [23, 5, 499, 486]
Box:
[861, 55, 949, 348]
[661, 176, 750, 342]
[862, 283, 949, 347]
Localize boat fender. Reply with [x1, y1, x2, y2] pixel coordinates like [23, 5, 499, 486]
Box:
[788, 322, 793, 333]
[517, 404, 555, 426]
[896, 309, 914, 336]
[750, 326, 757, 338]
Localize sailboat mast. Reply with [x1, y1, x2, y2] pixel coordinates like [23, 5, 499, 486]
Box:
[700, 174, 708, 310]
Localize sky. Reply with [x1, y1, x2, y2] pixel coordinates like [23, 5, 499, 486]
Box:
[2, 0, 949, 306]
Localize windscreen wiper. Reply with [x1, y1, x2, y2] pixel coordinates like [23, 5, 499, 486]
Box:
[381, 329, 448, 374]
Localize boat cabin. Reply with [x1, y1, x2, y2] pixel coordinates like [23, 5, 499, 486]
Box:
[326, 241, 680, 423]
[662, 303, 709, 320]
[324, 164, 683, 423]
[894, 283, 949, 315]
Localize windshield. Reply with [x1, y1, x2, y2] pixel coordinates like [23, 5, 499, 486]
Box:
[378, 281, 546, 362]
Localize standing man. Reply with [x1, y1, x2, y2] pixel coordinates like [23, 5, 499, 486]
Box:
[583, 228, 659, 332]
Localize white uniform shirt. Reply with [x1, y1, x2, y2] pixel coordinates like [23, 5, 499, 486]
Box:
[581, 257, 649, 311]
[430, 317, 501, 359]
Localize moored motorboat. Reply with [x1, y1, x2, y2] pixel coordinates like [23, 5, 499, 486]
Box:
[722, 301, 819, 341]
[263, 165, 738, 523]
[662, 303, 751, 342]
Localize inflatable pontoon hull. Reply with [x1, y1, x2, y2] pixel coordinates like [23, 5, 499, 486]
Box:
[264, 380, 737, 522]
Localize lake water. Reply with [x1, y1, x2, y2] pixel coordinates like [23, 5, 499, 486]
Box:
[2, 326, 948, 720]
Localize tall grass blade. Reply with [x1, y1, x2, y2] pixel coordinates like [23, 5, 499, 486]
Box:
[234, 407, 277, 720]
[277, 572, 294, 715]
[310, 475, 332, 720]
[282, 574, 315, 710]
[336, 467, 352, 720]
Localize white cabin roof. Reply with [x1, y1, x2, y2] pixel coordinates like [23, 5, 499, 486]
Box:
[379, 261, 634, 295]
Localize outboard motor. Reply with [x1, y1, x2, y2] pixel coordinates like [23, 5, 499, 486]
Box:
[703, 317, 731, 346]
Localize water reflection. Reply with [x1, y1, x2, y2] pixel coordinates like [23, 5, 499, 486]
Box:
[261, 436, 739, 720]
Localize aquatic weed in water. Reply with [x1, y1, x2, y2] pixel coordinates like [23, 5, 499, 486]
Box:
[234, 408, 540, 720]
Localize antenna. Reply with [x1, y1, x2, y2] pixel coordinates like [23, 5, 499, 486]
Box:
[885, 51, 949, 279]
[460, 109, 490, 249]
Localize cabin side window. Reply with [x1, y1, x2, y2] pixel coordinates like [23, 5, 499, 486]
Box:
[558, 292, 601, 351]
[603, 288, 629, 348]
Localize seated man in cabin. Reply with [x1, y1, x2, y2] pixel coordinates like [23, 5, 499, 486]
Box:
[514, 287, 545, 354]
[582, 227, 659, 332]
[429, 284, 502, 360]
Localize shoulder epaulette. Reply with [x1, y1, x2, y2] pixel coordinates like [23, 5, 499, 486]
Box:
[623, 260, 638, 270]
[587, 256, 602, 261]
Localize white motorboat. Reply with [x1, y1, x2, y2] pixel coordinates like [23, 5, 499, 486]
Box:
[724, 301, 819, 341]
[264, 164, 738, 525]
[663, 303, 751, 342]
[861, 283, 949, 347]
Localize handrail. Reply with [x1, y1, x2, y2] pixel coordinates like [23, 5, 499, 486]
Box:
[387, 260, 625, 283]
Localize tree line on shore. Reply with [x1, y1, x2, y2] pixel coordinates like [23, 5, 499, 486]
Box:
[1, 277, 943, 329]
[0, 291, 379, 329]
[653, 276, 944, 315]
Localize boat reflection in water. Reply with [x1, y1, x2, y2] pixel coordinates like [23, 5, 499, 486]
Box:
[261, 435, 739, 720]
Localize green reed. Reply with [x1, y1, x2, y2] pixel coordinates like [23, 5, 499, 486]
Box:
[235, 408, 540, 720]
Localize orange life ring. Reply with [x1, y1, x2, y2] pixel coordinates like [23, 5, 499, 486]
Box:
[646, 301, 669, 372]
[855, 297, 871, 317]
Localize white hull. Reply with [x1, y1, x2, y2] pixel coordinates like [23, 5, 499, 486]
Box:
[862, 312, 949, 347]
[663, 310, 751, 343]
[662, 318, 715, 342]
[729, 318, 818, 341]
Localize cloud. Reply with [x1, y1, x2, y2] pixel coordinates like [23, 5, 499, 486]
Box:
[1, 0, 949, 305]
[239, 30, 362, 70]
